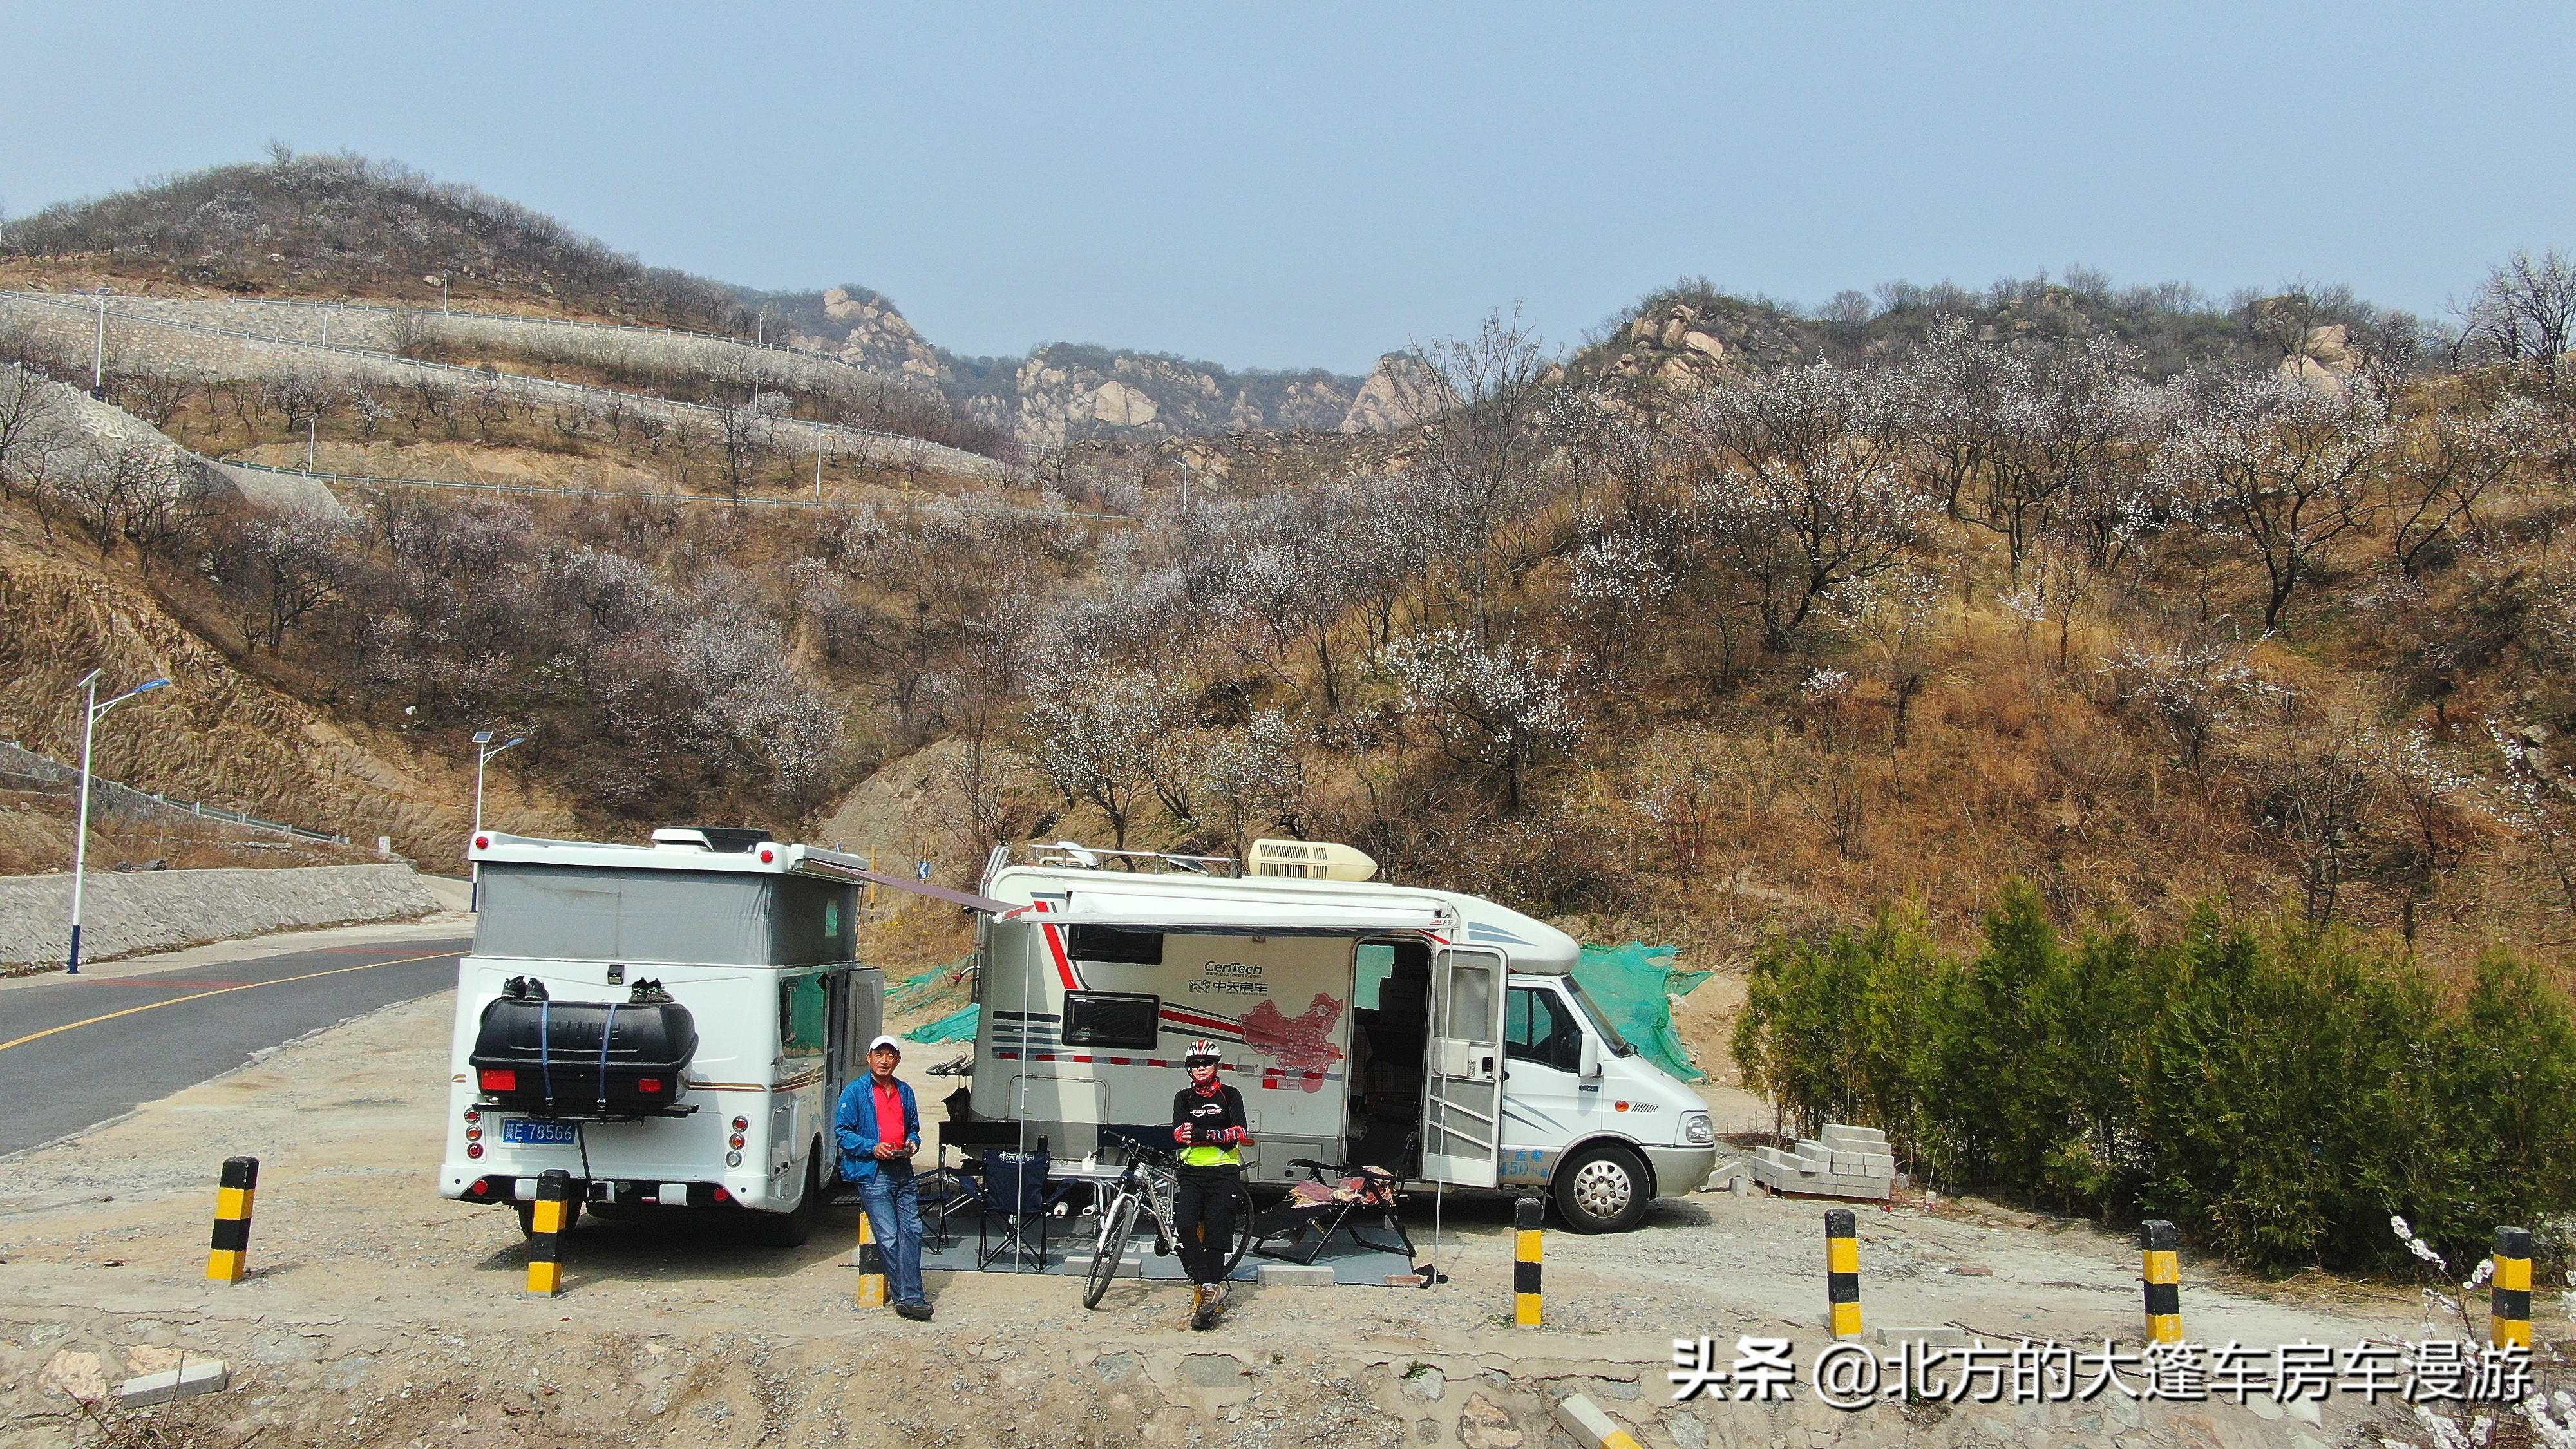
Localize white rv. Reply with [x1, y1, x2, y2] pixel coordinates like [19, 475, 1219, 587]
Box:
[439, 828, 911, 1245]
[968, 841, 1718, 1232]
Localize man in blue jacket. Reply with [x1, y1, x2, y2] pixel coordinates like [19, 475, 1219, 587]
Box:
[835, 1034, 931, 1320]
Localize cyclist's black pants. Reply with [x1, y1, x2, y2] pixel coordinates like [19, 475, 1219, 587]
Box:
[1174, 1164, 1242, 1286]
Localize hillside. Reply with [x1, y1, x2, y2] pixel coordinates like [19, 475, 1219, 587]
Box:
[4, 153, 1370, 451]
[6, 152, 2571, 987]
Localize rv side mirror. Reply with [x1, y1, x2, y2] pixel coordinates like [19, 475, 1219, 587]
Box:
[1578, 1032, 1603, 1079]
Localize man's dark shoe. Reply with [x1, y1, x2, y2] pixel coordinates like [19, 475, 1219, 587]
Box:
[896, 1302, 933, 1321]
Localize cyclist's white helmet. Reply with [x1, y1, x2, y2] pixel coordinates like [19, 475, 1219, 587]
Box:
[1183, 1039, 1222, 1064]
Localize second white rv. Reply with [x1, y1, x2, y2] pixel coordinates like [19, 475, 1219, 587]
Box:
[967, 841, 1718, 1232]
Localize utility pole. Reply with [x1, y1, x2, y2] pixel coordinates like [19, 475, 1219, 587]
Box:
[815, 422, 824, 500]
[305, 415, 317, 473]
[67, 671, 169, 974]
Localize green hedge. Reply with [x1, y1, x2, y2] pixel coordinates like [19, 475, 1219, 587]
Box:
[1732, 885, 2576, 1274]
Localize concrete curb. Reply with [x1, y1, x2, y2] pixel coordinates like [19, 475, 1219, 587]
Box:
[1551, 1392, 1645, 1449]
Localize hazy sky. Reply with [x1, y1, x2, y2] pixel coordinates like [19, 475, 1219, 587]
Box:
[7, 2, 2570, 374]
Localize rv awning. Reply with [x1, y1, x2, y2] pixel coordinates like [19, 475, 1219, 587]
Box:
[1036, 894, 1453, 937]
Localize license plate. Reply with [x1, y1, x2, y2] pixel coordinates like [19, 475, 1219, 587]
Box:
[500, 1119, 578, 1146]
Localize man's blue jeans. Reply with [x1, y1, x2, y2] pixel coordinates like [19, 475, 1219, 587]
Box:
[855, 1165, 927, 1307]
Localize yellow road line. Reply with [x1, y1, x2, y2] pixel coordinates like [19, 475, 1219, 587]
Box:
[0, 951, 457, 1053]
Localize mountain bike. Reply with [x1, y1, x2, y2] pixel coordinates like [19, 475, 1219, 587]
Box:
[1081, 1140, 1254, 1309]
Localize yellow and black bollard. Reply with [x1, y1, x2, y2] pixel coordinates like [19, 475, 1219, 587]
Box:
[524, 1169, 571, 1298]
[2492, 1226, 2533, 1349]
[1825, 1208, 1863, 1340]
[2141, 1219, 2183, 1343]
[1514, 1197, 1543, 1329]
[205, 1156, 258, 1284]
[855, 1210, 887, 1307]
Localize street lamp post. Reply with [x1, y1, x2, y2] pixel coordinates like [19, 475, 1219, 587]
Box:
[471, 730, 527, 837]
[76, 285, 113, 396]
[67, 671, 169, 974]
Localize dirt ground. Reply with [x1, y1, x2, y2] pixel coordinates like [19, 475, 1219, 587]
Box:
[0, 985, 2538, 1449]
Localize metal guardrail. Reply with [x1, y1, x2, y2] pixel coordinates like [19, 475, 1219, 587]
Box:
[0, 290, 1014, 483]
[208, 453, 1139, 525]
[0, 745, 350, 844]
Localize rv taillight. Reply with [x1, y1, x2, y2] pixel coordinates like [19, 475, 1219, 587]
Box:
[478, 1068, 518, 1093]
[759, 848, 775, 864]
[468, 1179, 488, 1195]
[475, 835, 491, 851]
[731, 1116, 749, 1132]
[466, 1142, 484, 1159]
[713, 1187, 732, 1204]
[637, 1078, 663, 1094]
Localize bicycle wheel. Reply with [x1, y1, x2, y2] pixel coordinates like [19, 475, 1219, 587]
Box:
[1083, 1192, 1140, 1310]
[1222, 1180, 1257, 1276]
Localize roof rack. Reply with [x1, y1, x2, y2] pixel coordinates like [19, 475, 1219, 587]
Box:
[996, 841, 1241, 877]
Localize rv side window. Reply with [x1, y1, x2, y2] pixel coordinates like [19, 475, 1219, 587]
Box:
[1066, 925, 1163, 965]
[779, 972, 829, 1059]
[1506, 987, 1582, 1073]
[1061, 991, 1161, 1049]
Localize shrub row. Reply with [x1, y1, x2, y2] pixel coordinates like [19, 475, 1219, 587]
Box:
[1732, 885, 2576, 1273]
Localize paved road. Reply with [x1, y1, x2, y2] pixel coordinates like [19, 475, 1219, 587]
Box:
[0, 933, 468, 1157]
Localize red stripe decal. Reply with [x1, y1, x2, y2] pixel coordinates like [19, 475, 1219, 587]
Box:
[1030, 902, 1082, 991]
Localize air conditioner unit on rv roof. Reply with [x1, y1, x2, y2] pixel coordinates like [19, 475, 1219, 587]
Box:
[1248, 839, 1378, 882]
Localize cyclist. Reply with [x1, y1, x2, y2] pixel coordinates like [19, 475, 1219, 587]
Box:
[1170, 1038, 1251, 1329]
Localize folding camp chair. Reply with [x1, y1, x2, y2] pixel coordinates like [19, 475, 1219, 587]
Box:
[924, 1121, 1021, 1249]
[1251, 1126, 1419, 1267]
[974, 1148, 1061, 1269]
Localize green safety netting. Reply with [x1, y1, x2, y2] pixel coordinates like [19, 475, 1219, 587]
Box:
[905, 1003, 980, 1044]
[1572, 942, 1712, 1083]
[887, 956, 973, 1010]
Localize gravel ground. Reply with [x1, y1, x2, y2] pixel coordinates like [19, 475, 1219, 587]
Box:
[0, 990, 2526, 1449]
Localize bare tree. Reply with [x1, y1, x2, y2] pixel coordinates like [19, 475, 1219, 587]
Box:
[1685, 361, 1927, 648]
[1380, 627, 1580, 814]
[2387, 397, 2543, 578]
[1203, 710, 1302, 863]
[223, 506, 352, 650]
[1408, 309, 1551, 640]
[2148, 370, 2394, 630]
[0, 365, 68, 504]
[2460, 249, 2576, 382]
[1023, 668, 1184, 851]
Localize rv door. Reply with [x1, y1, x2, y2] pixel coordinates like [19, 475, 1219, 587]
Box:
[1422, 945, 1507, 1188]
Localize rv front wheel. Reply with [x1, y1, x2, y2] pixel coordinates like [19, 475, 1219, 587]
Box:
[1552, 1143, 1649, 1233]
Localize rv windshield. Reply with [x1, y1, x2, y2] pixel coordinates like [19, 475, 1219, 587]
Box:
[1563, 978, 1636, 1056]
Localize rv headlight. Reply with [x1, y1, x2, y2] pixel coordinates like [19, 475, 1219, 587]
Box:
[1680, 1111, 1715, 1146]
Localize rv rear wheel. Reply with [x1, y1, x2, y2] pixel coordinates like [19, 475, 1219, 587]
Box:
[1551, 1142, 1650, 1234]
[515, 1197, 581, 1238]
[745, 1155, 821, 1248]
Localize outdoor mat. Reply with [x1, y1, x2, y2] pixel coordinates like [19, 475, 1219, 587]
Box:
[912, 1212, 1418, 1285]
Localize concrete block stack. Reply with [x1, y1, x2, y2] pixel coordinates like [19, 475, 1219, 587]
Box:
[1747, 1122, 1897, 1200]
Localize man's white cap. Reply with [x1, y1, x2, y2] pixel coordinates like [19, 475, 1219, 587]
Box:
[868, 1034, 902, 1052]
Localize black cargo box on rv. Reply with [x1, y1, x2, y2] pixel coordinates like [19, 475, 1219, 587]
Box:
[469, 994, 699, 1117]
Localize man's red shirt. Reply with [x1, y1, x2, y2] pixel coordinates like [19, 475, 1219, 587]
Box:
[873, 1077, 907, 1152]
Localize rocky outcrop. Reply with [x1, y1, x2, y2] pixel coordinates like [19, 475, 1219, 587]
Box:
[750, 287, 1361, 448]
[1337, 352, 1452, 433]
[999, 345, 1359, 450]
[1578, 295, 1815, 397]
[2280, 323, 2365, 392]
[802, 286, 945, 381]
